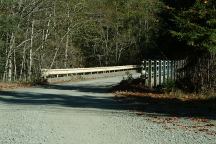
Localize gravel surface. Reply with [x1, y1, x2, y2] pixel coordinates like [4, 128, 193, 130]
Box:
[0, 76, 215, 144]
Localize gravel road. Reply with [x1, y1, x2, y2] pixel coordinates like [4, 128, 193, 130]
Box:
[0, 76, 215, 144]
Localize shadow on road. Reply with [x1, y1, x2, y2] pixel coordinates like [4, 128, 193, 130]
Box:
[0, 83, 215, 120]
[41, 84, 110, 94]
[114, 95, 216, 120]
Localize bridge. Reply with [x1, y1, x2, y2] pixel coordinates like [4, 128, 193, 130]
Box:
[41, 65, 139, 83]
[41, 59, 185, 87]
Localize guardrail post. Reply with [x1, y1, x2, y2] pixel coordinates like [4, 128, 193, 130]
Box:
[173, 61, 176, 80]
[163, 60, 166, 83]
[167, 61, 170, 81]
[154, 60, 157, 87]
[159, 60, 162, 85]
[145, 60, 148, 86]
[161, 60, 164, 84]
[148, 60, 152, 87]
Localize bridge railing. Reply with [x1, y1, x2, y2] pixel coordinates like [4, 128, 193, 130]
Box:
[42, 60, 185, 86]
[142, 60, 186, 87]
[41, 65, 139, 79]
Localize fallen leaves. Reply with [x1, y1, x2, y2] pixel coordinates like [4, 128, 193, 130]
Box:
[115, 91, 215, 102]
[136, 112, 145, 116]
[146, 116, 216, 136]
[190, 118, 209, 123]
[113, 78, 216, 102]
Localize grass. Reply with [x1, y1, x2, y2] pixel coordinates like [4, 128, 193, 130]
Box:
[112, 78, 216, 101]
[0, 82, 32, 90]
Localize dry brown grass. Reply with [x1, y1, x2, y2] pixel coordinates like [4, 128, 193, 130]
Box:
[115, 90, 215, 102]
[0, 82, 32, 90]
[112, 78, 215, 102]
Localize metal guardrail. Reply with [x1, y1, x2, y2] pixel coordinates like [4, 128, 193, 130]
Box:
[142, 60, 186, 87]
[41, 65, 139, 78]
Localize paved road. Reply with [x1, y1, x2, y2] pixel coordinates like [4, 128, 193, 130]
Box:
[0, 76, 215, 144]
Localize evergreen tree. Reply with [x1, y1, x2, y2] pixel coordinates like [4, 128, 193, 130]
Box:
[171, 0, 216, 54]
[169, 0, 216, 91]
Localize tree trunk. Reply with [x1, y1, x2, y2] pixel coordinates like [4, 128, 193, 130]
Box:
[28, 20, 35, 80]
[3, 33, 15, 82]
[13, 48, 17, 81]
[20, 29, 29, 81]
[64, 28, 69, 68]
[8, 33, 15, 82]
[64, 5, 70, 68]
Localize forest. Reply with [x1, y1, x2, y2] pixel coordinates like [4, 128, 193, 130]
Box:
[0, 0, 215, 92]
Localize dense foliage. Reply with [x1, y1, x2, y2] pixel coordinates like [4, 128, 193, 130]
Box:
[170, 0, 216, 54]
[0, 0, 162, 81]
[166, 0, 216, 91]
[0, 0, 215, 92]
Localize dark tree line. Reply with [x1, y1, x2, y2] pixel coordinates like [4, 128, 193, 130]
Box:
[161, 0, 216, 91]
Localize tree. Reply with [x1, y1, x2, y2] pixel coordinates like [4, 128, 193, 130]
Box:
[73, 0, 163, 66]
[171, 0, 216, 54]
[168, 0, 216, 91]
[0, 0, 164, 82]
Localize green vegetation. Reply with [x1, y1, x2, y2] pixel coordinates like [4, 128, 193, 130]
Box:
[0, 0, 215, 93]
[168, 0, 216, 92]
[0, 0, 162, 82]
